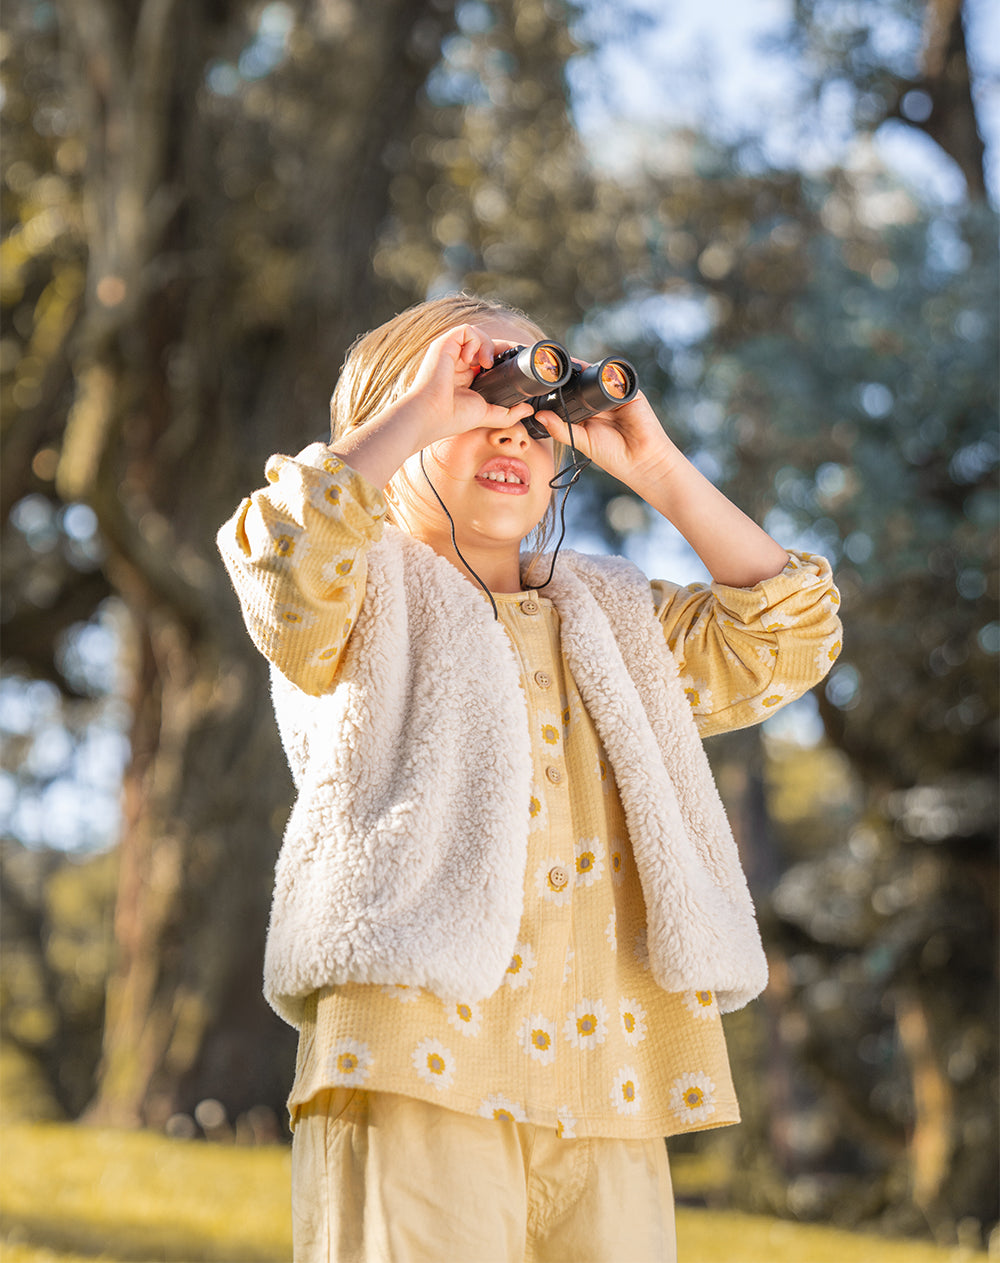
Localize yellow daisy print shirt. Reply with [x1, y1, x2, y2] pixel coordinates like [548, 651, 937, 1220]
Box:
[219, 445, 842, 1140]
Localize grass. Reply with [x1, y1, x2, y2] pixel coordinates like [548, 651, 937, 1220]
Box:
[0, 1119, 991, 1262]
[1, 1122, 291, 1261]
[675, 1211, 988, 1263]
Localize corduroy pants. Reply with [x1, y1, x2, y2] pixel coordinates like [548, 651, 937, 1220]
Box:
[292, 1088, 677, 1263]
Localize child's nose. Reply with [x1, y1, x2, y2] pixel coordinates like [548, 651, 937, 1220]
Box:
[495, 424, 530, 448]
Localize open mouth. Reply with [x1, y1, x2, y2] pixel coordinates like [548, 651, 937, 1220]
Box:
[475, 458, 530, 494]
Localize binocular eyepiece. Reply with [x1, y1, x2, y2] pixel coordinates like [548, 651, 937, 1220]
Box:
[471, 341, 638, 440]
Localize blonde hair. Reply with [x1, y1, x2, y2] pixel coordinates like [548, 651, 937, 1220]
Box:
[330, 293, 565, 561]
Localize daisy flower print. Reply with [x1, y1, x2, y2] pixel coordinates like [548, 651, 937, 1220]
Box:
[611, 1065, 641, 1116]
[309, 641, 343, 668]
[517, 1015, 557, 1065]
[556, 1107, 577, 1139]
[574, 837, 604, 888]
[670, 1072, 717, 1125]
[539, 713, 563, 751]
[270, 520, 307, 564]
[479, 1094, 528, 1124]
[684, 990, 718, 1021]
[619, 997, 647, 1047]
[275, 603, 316, 629]
[563, 999, 609, 1050]
[320, 555, 357, 584]
[325, 1038, 372, 1087]
[747, 682, 802, 721]
[609, 842, 625, 885]
[412, 1039, 456, 1092]
[306, 475, 345, 515]
[528, 787, 549, 834]
[446, 1000, 483, 1038]
[680, 676, 714, 716]
[504, 941, 537, 990]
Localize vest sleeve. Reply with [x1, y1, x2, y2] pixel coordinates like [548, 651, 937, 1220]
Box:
[217, 444, 387, 695]
[652, 550, 842, 737]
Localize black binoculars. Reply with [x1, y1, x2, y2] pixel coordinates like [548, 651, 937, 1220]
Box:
[471, 341, 638, 439]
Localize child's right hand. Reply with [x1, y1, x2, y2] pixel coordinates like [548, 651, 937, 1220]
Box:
[326, 325, 534, 493]
[406, 325, 535, 446]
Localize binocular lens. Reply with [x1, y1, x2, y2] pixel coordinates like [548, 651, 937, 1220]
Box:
[600, 362, 630, 399]
[532, 344, 566, 383]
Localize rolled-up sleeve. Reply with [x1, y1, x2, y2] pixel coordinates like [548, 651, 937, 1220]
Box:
[217, 443, 387, 695]
[652, 550, 842, 737]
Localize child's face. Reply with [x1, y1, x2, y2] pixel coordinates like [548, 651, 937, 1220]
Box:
[393, 319, 557, 556]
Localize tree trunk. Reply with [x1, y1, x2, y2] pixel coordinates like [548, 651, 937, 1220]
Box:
[895, 987, 954, 1226]
[87, 598, 297, 1127]
[51, 0, 457, 1127]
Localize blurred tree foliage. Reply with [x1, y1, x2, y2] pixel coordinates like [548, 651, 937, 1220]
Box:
[548, 0, 996, 1241]
[0, 0, 634, 1133]
[2, 0, 467, 1131]
[789, 0, 987, 197]
[0, 0, 996, 1245]
[0, 840, 117, 1119]
[697, 195, 997, 1243]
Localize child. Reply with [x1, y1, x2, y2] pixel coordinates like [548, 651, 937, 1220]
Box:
[218, 293, 842, 1263]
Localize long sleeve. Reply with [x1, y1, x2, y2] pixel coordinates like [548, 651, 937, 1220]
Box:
[653, 551, 842, 737]
[217, 443, 387, 695]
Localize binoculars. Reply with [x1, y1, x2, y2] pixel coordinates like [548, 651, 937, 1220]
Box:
[471, 341, 638, 439]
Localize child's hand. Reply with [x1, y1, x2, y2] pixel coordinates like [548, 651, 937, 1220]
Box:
[408, 325, 535, 444]
[533, 383, 680, 490]
[326, 325, 535, 494]
[537, 365, 790, 587]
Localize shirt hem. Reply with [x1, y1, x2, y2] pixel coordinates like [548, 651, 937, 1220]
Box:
[288, 1077, 741, 1141]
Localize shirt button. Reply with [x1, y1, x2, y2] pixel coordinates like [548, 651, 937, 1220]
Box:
[520, 598, 540, 615]
[548, 865, 570, 891]
[545, 765, 563, 785]
[534, 670, 552, 689]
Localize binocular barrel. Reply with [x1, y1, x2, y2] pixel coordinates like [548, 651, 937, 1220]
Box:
[471, 342, 573, 409]
[471, 341, 638, 437]
[535, 357, 638, 426]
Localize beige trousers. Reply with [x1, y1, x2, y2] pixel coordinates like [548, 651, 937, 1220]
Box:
[291, 1089, 677, 1263]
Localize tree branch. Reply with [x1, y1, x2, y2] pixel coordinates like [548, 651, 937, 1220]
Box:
[885, 0, 987, 199]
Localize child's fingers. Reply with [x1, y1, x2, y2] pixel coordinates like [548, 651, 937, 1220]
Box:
[447, 324, 497, 373]
[531, 410, 593, 455]
[462, 326, 496, 373]
[507, 400, 537, 423]
[530, 409, 571, 441]
[453, 327, 530, 373]
[478, 399, 536, 429]
[421, 326, 487, 377]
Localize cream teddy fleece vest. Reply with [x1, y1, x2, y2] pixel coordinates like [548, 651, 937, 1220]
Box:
[264, 527, 768, 1026]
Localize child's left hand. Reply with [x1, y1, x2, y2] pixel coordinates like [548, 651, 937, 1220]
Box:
[533, 384, 680, 492]
[537, 364, 790, 587]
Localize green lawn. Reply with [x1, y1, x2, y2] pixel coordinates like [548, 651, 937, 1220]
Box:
[0, 1120, 989, 1262]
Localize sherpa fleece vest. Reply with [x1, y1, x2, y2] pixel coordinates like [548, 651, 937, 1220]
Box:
[264, 527, 768, 1027]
